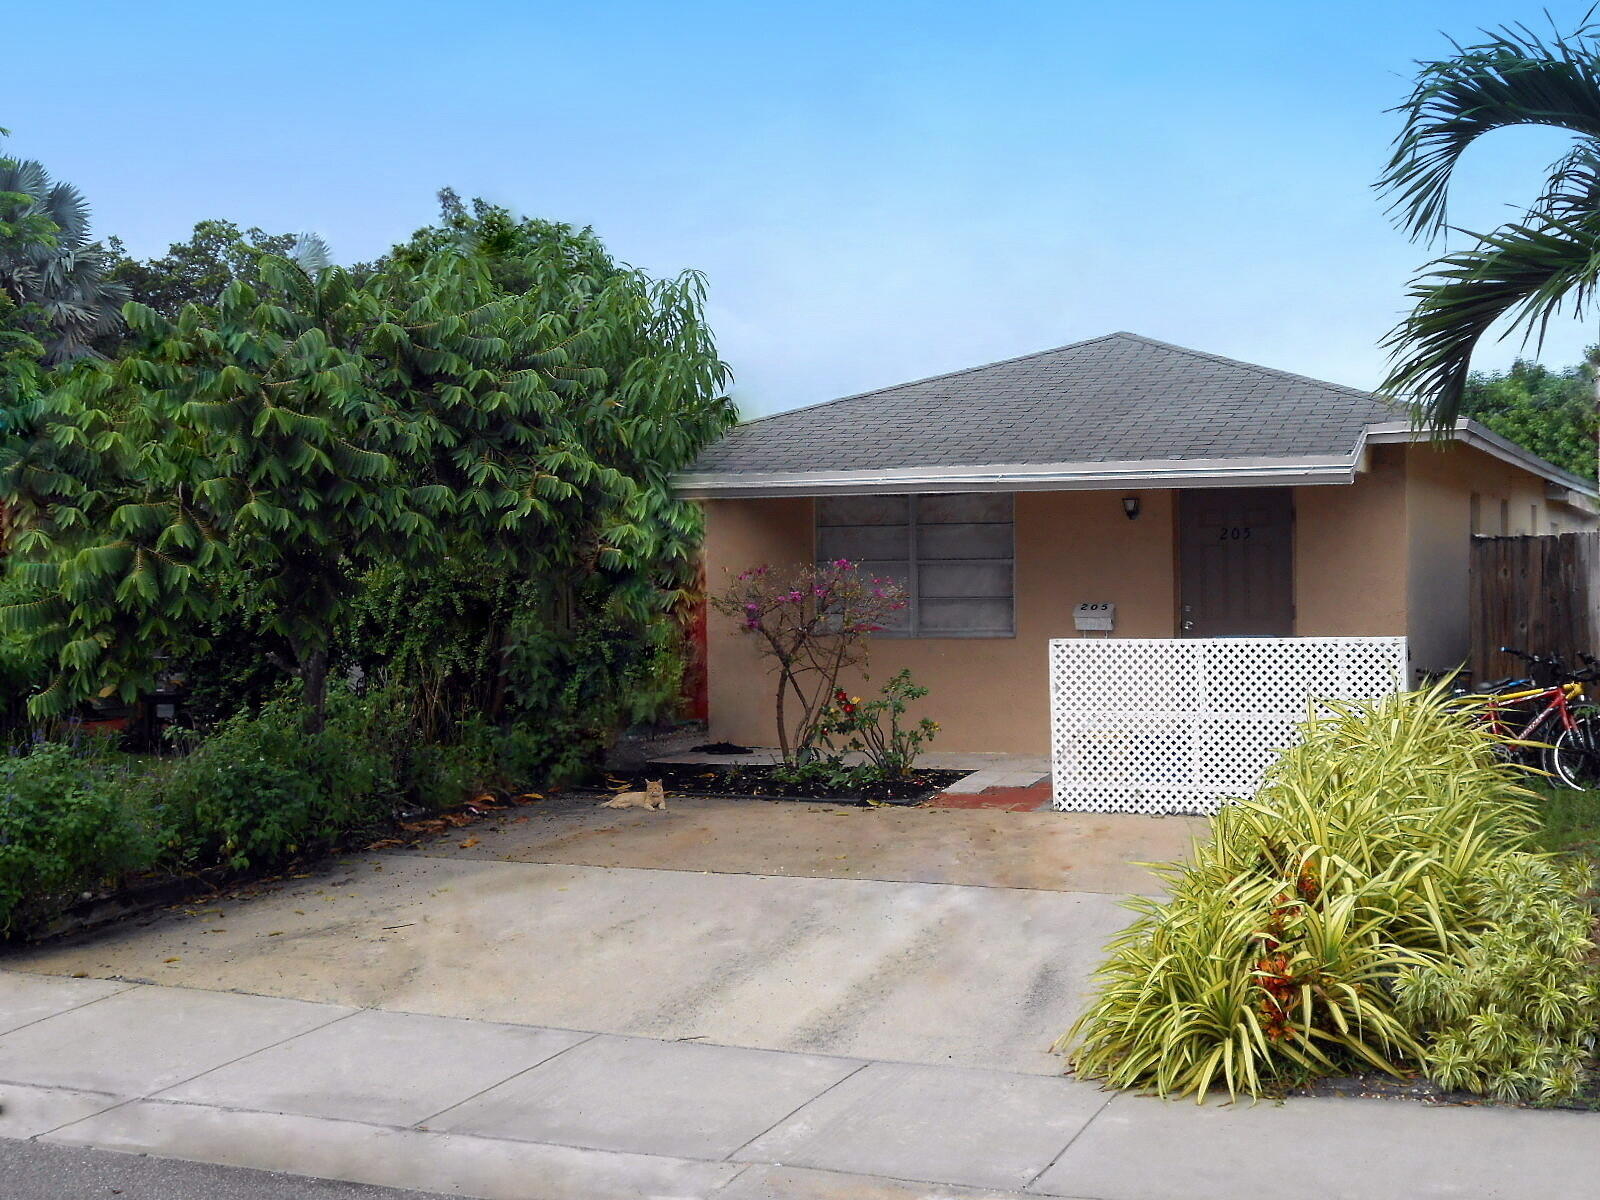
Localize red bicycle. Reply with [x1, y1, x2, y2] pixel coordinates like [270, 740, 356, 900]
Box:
[1464, 648, 1600, 788]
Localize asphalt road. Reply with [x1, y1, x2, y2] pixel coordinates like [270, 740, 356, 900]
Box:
[0, 1138, 460, 1200]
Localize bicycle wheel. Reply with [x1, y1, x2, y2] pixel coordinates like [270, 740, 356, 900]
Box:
[1550, 716, 1600, 790]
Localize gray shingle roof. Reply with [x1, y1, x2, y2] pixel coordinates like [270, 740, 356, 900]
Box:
[690, 332, 1399, 477]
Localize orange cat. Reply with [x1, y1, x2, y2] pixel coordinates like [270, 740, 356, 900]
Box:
[598, 779, 667, 810]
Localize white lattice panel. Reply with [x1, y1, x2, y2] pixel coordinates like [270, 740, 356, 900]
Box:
[1050, 637, 1407, 815]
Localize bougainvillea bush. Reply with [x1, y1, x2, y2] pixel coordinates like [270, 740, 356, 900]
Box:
[1060, 686, 1600, 1103]
[711, 560, 907, 762]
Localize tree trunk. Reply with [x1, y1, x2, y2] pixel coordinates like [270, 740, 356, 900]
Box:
[774, 671, 792, 762]
[299, 645, 329, 735]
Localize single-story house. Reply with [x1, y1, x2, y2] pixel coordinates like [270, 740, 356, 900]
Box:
[677, 332, 1600, 754]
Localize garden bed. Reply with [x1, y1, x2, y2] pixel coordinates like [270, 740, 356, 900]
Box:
[10, 790, 549, 943]
[608, 762, 972, 805]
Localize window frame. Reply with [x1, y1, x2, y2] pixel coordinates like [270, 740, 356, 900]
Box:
[814, 492, 1016, 639]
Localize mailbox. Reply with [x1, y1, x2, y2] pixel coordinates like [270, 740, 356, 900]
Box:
[1073, 602, 1115, 632]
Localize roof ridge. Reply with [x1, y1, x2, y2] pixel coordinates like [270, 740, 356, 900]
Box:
[1108, 332, 1388, 405]
[730, 331, 1130, 428]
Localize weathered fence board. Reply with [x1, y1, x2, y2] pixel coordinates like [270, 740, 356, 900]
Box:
[1471, 533, 1600, 681]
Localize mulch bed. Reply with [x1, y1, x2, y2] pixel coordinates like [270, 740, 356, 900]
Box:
[1291, 1070, 1600, 1111]
[607, 762, 972, 806]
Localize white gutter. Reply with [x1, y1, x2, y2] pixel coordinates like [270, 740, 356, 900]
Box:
[677, 419, 1600, 504]
[674, 454, 1359, 499]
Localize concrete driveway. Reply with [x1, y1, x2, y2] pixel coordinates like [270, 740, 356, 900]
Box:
[3, 795, 1205, 1076]
[8, 797, 1600, 1200]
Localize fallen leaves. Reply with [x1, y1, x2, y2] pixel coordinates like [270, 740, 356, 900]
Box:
[459, 837, 480, 849]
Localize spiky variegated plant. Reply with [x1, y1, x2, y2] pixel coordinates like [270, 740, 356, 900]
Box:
[0, 232, 733, 729]
[1379, 18, 1600, 474]
[1061, 686, 1600, 1103]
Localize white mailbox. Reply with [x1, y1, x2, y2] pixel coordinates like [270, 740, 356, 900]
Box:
[1073, 602, 1115, 632]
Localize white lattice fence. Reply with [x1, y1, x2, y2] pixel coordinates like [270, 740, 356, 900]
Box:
[1050, 637, 1408, 815]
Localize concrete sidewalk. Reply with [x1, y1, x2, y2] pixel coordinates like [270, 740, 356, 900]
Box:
[1, 970, 1596, 1200]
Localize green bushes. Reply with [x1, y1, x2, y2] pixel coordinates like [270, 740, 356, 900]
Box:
[153, 686, 405, 871]
[1061, 686, 1600, 1103]
[0, 740, 153, 931]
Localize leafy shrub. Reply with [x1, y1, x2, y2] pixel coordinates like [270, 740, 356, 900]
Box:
[153, 685, 405, 871]
[1061, 686, 1597, 1102]
[501, 607, 686, 784]
[767, 755, 881, 793]
[816, 669, 939, 778]
[405, 716, 504, 809]
[0, 563, 53, 738]
[0, 739, 154, 931]
[1396, 854, 1600, 1102]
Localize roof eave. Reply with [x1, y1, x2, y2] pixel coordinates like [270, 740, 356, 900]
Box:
[1362, 419, 1600, 502]
[675, 455, 1359, 499]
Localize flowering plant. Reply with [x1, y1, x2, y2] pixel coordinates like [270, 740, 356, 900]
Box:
[816, 669, 938, 779]
[711, 560, 907, 762]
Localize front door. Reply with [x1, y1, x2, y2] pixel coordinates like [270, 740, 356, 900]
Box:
[1178, 488, 1294, 637]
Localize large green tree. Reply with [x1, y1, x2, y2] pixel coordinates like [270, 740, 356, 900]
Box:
[0, 213, 732, 729]
[1461, 354, 1600, 481]
[1378, 19, 1600, 477]
[103, 219, 299, 323]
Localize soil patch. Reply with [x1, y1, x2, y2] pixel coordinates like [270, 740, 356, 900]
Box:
[607, 762, 971, 805]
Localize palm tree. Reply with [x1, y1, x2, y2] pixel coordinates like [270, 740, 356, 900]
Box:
[0, 157, 127, 364]
[1378, 18, 1600, 478]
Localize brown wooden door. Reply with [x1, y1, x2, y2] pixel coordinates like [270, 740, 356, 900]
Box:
[1178, 488, 1294, 637]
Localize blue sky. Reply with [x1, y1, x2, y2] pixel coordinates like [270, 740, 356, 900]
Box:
[11, 1, 1600, 416]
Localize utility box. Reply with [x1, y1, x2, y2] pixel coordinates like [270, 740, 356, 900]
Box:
[1073, 602, 1116, 632]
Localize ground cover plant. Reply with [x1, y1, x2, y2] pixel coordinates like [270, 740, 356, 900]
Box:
[0, 736, 153, 932]
[1060, 686, 1600, 1103]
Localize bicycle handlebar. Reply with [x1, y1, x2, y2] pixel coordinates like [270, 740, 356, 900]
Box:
[1497, 647, 1600, 684]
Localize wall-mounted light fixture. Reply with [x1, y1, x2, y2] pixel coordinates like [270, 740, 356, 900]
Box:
[1122, 496, 1141, 521]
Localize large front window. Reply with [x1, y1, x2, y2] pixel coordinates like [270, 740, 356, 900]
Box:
[815, 492, 1015, 637]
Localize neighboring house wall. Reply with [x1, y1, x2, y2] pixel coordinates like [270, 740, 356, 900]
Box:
[1404, 441, 1593, 674]
[699, 444, 1598, 754]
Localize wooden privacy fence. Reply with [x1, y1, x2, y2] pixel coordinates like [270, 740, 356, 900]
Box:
[1471, 533, 1600, 682]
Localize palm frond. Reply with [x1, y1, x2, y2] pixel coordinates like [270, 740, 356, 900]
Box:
[289, 233, 334, 276]
[1381, 209, 1600, 427]
[1380, 17, 1600, 241]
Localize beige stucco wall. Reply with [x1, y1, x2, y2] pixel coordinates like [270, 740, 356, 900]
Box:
[699, 444, 1597, 754]
[702, 490, 1177, 754]
[1293, 445, 1410, 643]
